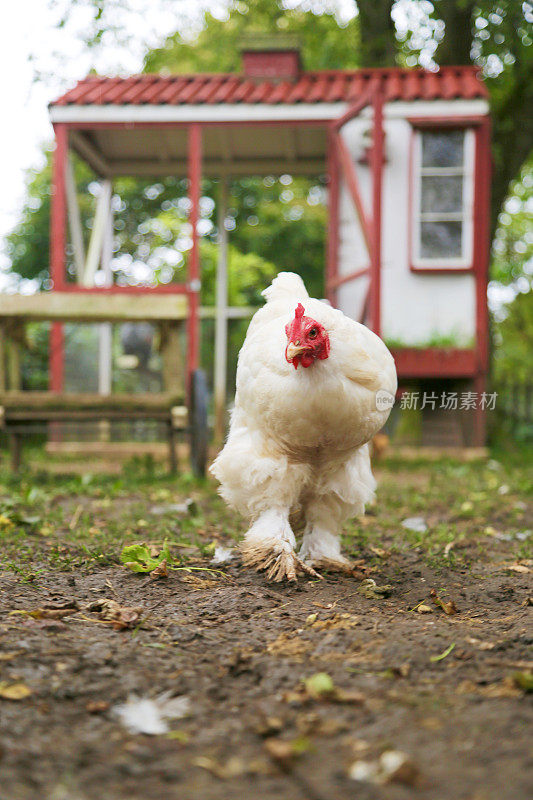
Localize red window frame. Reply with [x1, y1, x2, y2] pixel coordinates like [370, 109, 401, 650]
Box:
[408, 116, 486, 275]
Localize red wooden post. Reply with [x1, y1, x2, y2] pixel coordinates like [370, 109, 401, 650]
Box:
[369, 91, 384, 336]
[50, 124, 67, 392]
[51, 124, 67, 289]
[326, 127, 339, 306]
[49, 323, 64, 392]
[186, 123, 202, 387]
[472, 116, 492, 445]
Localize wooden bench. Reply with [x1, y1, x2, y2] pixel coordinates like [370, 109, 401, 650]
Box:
[0, 292, 208, 474]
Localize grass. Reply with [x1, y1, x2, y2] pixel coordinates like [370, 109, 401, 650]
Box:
[0, 446, 531, 582]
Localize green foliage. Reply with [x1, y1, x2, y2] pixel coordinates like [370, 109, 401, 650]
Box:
[6, 151, 97, 288]
[491, 156, 533, 288]
[120, 541, 171, 572]
[493, 291, 533, 383]
[145, 0, 360, 73]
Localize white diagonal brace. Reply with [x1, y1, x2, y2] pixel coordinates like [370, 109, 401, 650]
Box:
[65, 155, 86, 283]
[83, 180, 112, 287]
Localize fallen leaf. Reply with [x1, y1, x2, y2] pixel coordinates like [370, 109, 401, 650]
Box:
[465, 637, 495, 651]
[86, 700, 110, 713]
[349, 750, 419, 786]
[512, 671, 533, 693]
[264, 736, 311, 766]
[443, 541, 455, 558]
[165, 730, 189, 743]
[180, 573, 218, 590]
[150, 558, 168, 580]
[309, 612, 359, 630]
[430, 642, 456, 663]
[503, 564, 530, 574]
[85, 598, 142, 630]
[358, 579, 392, 600]
[267, 632, 310, 659]
[121, 541, 172, 574]
[194, 756, 246, 779]
[0, 650, 24, 661]
[380, 750, 419, 785]
[430, 589, 458, 615]
[17, 607, 77, 621]
[0, 682, 32, 700]
[285, 674, 365, 706]
[305, 673, 334, 698]
[369, 546, 389, 558]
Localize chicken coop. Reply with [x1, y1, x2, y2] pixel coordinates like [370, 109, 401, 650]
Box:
[0, 38, 491, 467]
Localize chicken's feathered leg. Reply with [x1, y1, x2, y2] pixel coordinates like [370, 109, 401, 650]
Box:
[299, 497, 355, 574]
[240, 508, 321, 582]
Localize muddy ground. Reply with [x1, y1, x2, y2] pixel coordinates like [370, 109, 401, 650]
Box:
[0, 453, 531, 800]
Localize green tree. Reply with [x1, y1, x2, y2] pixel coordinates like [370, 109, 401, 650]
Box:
[144, 1, 360, 73]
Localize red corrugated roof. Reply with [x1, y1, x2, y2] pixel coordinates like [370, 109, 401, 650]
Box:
[51, 66, 487, 107]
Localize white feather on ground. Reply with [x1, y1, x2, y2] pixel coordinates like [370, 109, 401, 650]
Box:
[212, 545, 235, 564]
[113, 692, 190, 735]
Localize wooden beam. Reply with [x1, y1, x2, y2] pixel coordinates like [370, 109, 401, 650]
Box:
[199, 306, 256, 319]
[328, 266, 370, 290]
[333, 130, 373, 257]
[70, 131, 111, 177]
[326, 127, 340, 305]
[51, 124, 68, 290]
[0, 293, 188, 322]
[214, 179, 229, 444]
[7, 340, 21, 391]
[0, 392, 184, 412]
[370, 92, 384, 336]
[186, 124, 202, 383]
[0, 323, 6, 392]
[65, 155, 86, 282]
[83, 180, 112, 287]
[106, 157, 325, 177]
[98, 198, 114, 396]
[161, 322, 184, 396]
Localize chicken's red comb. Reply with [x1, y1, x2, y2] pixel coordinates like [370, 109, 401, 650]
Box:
[295, 303, 305, 319]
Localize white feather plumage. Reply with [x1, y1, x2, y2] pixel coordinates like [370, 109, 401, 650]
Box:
[210, 272, 397, 580]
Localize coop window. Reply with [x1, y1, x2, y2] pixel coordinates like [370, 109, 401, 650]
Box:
[412, 128, 474, 269]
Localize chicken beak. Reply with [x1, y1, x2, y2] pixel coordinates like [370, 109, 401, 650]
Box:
[286, 342, 308, 362]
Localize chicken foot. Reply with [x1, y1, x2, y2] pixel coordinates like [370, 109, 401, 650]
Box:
[239, 509, 322, 582]
[299, 526, 359, 575]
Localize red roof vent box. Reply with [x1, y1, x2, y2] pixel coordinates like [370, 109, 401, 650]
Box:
[241, 34, 301, 81]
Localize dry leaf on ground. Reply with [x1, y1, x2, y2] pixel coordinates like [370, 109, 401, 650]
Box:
[85, 598, 142, 630]
[150, 558, 169, 580]
[430, 589, 458, 615]
[0, 682, 32, 700]
[349, 750, 419, 786]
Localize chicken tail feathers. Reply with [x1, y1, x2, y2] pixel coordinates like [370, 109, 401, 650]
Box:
[262, 271, 309, 305]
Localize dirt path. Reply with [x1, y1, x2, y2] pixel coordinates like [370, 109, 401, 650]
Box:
[0, 457, 531, 799]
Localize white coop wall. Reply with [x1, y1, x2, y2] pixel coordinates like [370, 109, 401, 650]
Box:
[336, 101, 480, 347]
[337, 116, 372, 323]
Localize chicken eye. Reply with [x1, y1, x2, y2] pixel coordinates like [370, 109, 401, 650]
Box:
[308, 327, 318, 339]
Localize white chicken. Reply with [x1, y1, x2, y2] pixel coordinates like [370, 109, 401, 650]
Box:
[210, 272, 397, 581]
